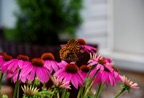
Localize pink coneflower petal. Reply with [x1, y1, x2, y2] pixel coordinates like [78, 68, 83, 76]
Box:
[20, 75, 27, 83]
[71, 74, 79, 89]
[79, 71, 87, 80]
[58, 60, 74, 68]
[54, 62, 83, 89]
[60, 81, 71, 89]
[51, 62, 59, 71]
[12, 71, 18, 83]
[6, 72, 13, 79]
[0, 54, 13, 71]
[18, 60, 24, 68]
[44, 61, 51, 70]
[54, 69, 65, 77]
[41, 52, 59, 72]
[20, 65, 33, 76]
[22, 58, 50, 83]
[18, 60, 30, 69]
[45, 61, 59, 72]
[6, 71, 18, 83]
[51, 76, 71, 89]
[101, 72, 107, 82]
[82, 45, 97, 53]
[77, 38, 97, 53]
[2, 59, 13, 71]
[108, 74, 115, 86]
[113, 71, 121, 82]
[64, 73, 72, 82]
[7, 60, 18, 72]
[131, 83, 139, 89]
[36, 67, 49, 83]
[27, 68, 36, 81]
[121, 75, 139, 89]
[58, 72, 67, 81]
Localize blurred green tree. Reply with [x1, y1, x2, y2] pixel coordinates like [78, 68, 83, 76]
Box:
[4, 0, 82, 45]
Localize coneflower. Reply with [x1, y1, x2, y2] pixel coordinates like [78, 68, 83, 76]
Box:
[54, 62, 83, 89]
[41, 52, 59, 73]
[77, 38, 97, 53]
[51, 76, 71, 89]
[20, 58, 50, 83]
[21, 85, 39, 96]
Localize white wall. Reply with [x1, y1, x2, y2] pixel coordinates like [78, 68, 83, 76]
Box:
[100, 0, 144, 72]
[113, 0, 144, 55]
[77, 0, 109, 49]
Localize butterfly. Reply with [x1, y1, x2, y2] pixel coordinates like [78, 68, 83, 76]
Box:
[59, 39, 80, 62]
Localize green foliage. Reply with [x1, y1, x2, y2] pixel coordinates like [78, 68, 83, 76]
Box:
[5, 0, 82, 45]
[2, 95, 8, 98]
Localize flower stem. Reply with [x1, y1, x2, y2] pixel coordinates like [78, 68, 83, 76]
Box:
[57, 92, 60, 98]
[42, 83, 46, 90]
[0, 72, 3, 90]
[16, 83, 20, 98]
[94, 83, 104, 98]
[61, 89, 66, 98]
[13, 71, 20, 98]
[115, 89, 125, 98]
[77, 86, 84, 98]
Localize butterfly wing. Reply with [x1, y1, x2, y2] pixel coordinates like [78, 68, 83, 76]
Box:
[59, 39, 80, 61]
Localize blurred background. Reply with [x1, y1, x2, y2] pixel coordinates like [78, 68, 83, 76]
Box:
[0, 0, 144, 98]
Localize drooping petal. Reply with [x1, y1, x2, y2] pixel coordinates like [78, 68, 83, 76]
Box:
[27, 67, 35, 81]
[71, 74, 79, 89]
[12, 71, 18, 83]
[20, 64, 33, 76]
[6, 72, 13, 79]
[57, 71, 67, 81]
[54, 69, 65, 77]
[101, 72, 108, 83]
[75, 73, 83, 86]
[18, 60, 24, 68]
[108, 74, 115, 86]
[36, 67, 49, 83]
[20, 75, 27, 83]
[51, 61, 59, 72]
[44, 61, 51, 70]
[7, 60, 18, 72]
[58, 60, 68, 68]
[1, 64, 8, 73]
[64, 73, 72, 82]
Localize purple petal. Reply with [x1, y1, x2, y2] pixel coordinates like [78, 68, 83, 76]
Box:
[7, 60, 18, 71]
[18, 60, 24, 68]
[51, 61, 59, 72]
[12, 72, 18, 83]
[2, 60, 14, 71]
[108, 74, 114, 86]
[3, 59, 14, 65]
[20, 75, 27, 83]
[57, 72, 67, 81]
[101, 72, 108, 82]
[36, 67, 50, 83]
[27, 67, 35, 81]
[54, 69, 65, 77]
[75, 73, 83, 86]
[6, 72, 13, 79]
[64, 73, 72, 82]
[44, 61, 51, 70]
[71, 74, 79, 89]
[58, 60, 67, 68]
[20, 65, 33, 76]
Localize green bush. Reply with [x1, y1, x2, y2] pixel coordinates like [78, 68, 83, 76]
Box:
[4, 0, 82, 45]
